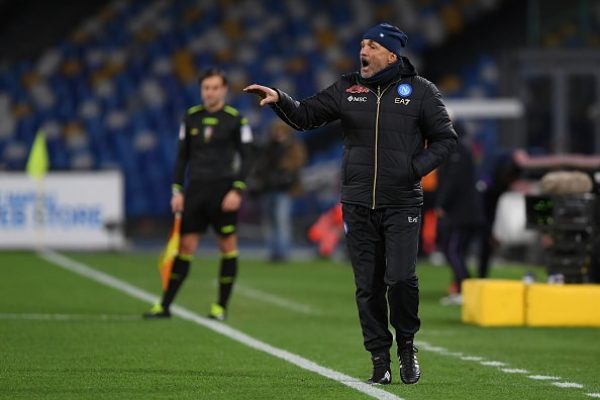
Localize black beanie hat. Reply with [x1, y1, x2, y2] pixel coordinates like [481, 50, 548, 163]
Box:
[362, 23, 408, 57]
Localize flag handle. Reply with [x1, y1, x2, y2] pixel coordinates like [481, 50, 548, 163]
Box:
[173, 211, 182, 230]
[158, 212, 183, 290]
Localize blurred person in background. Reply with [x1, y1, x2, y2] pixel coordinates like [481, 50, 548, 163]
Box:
[144, 68, 254, 321]
[477, 149, 523, 280]
[252, 120, 307, 262]
[435, 130, 484, 306]
[245, 23, 457, 385]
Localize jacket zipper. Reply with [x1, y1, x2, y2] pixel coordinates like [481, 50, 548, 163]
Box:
[372, 86, 381, 209]
[370, 81, 398, 209]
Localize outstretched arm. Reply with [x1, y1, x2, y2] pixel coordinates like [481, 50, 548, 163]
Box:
[244, 82, 341, 131]
[243, 84, 280, 106]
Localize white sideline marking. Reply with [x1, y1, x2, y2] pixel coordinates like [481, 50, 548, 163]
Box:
[418, 341, 591, 394]
[480, 361, 507, 367]
[552, 382, 584, 389]
[235, 285, 317, 315]
[500, 368, 529, 374]
[38, 250, 404, 400]
[552, 382, 583, 389]
[0, 313, 139, 321]
[420, 345, 447, 353]
[528, 375, 561, 381]
[460, 356, 484, 361]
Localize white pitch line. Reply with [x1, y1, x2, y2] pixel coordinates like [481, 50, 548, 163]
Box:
[442, 352, 464, 357]
[235, 284, 317, 315]
[501, 368, 529, 374]
[460, 356, 484, 361]
[421, 345, 448, 353]
[586, 393, 600, 398]
[480, 361, 507, 367]
[528, 375, 562, 381]
[38, 250, 403, 400]
[417, 341, 592, 394]
[0, 313, 140, 321]
[552, 382, 584, 389]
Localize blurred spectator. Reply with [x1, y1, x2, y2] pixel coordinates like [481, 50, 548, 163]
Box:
[477, 149, 523, 279]
[436, 132, 484, 305]
[252, 120, 307, 262]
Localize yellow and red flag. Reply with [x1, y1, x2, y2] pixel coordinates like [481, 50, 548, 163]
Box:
[158, 212, 182, 290]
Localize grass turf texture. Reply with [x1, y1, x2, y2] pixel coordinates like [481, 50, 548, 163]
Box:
[1, 251, 599, 399]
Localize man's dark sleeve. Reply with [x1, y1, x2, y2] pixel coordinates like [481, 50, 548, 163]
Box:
[412, 83, 458, 178]
[173, 122, 189, 192]
[435, 146, 464, 211]
[270, 82, 341, 131]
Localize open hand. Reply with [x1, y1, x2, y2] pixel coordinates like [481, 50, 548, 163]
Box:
[243, 84, 279, 106]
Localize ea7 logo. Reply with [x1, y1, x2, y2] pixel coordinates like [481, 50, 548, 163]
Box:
[394, 98, 411, 105]
[408, 216, 419, 223]
[347, 96, 367, 102]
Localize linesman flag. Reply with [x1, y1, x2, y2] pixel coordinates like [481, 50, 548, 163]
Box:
[26, 130, 49, 180]
[158, 212, 182, 290]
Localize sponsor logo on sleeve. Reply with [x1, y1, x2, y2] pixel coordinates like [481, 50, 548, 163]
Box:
[345, 84, 369, 94]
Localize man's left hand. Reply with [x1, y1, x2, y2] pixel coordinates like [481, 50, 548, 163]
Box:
[222, 190, 242, 212]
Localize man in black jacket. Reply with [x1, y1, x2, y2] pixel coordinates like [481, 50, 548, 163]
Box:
[144, 68, 254, 321]
[436, 135, 484, 305]
[245, 23, 457, 385]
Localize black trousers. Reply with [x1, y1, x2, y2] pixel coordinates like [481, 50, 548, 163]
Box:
[439, 224, 479, 290]
[342, 203, 421, 356]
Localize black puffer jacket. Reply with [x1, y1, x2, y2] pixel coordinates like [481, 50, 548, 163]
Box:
[271, 57, 457, 209]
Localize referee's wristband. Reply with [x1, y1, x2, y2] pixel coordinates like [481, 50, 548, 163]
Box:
[172, 184, 183, 195]
[232, 180, 246, 192]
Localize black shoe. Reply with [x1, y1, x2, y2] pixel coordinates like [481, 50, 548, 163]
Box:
[367, 354, 391, 385]
[142, 303, 171, 319]
[398, 340, 420, 384]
